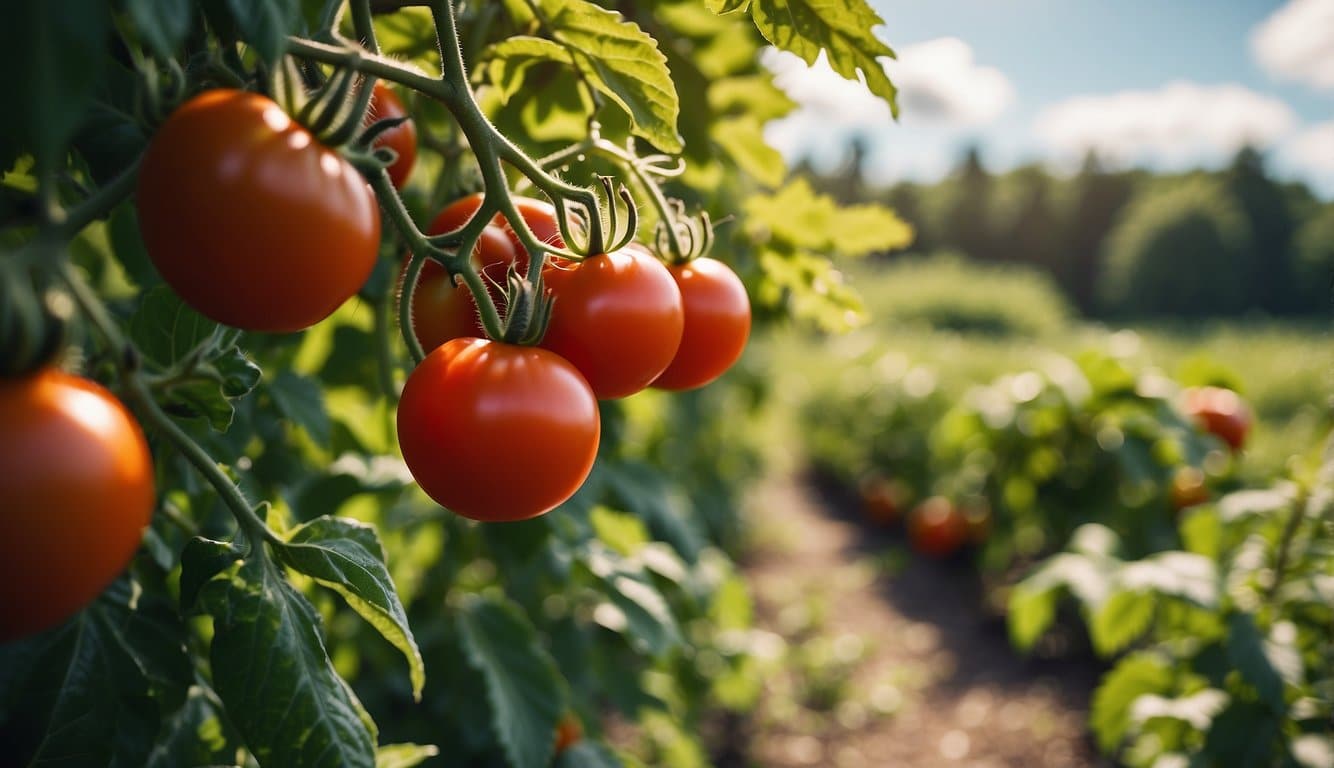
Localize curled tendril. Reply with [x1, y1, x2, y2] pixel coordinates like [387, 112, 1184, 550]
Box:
[655, 200, 714, 264]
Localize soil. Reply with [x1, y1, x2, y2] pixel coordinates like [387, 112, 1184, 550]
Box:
[723, 472, 1114, 768]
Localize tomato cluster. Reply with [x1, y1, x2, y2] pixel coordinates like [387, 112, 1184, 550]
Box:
[399, 193, 751, 520]
[132, 89, 749, 524]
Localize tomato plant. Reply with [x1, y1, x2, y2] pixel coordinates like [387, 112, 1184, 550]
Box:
[397, 338, 600, 521]
[0, 369, 154, 642]
[137, 89, 380, 333]
[652, 257, 752, 391]
[367, 81, 416, 189]
[1, 0, 908, 764]
[540, 247, 684, 399]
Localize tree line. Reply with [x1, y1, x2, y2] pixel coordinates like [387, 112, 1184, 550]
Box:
[807, 144, 1334, 318]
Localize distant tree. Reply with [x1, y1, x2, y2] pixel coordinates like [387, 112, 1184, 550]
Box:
[997, 164, 1061, 273]
[1292, 204, 1334, 314]
[939, 146, 998, 262]
[883, 182, 927, 254]
[1223, 147, 1299, 313]
[1100, 179, 1255, 317]
[1062, 152, 1134, 313]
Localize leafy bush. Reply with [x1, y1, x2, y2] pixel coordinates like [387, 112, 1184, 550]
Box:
[1100, 179, 1256, 317]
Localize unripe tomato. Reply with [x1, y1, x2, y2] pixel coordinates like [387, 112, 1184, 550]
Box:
[396, 339, 599, 521]
[541, 248, 684, 399]
[1182, 386, 1251, 451]
[0, 369, 155, 642]
[554, 712, 583, 754]
[651, 257, 751, 391]
[137, 89, 380, 333]
[367, 81, 417, 189]
[1170, 466, 1209, 510]
[907, 496, 968, 558]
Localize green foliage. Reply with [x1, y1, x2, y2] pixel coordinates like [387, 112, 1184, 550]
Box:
[0, 1, 912, 766]
[852, 252, 1073, 336]
[1100, 178, 1255, 317]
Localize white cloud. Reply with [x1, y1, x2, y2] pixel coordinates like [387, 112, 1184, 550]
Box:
[1279, 121, 1334, 192]
[1251, 0, 1334, 90]
[762, 38, 1013, 172]
[888, 37, 1015, 124]
[1033, 82, 1298, 168]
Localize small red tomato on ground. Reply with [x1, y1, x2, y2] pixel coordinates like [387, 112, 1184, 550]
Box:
[907, 496, 969, 558]
[554, 712, 583, 754]
[367, 81, 417, 189]
[540, 248, 684, 399]
[1170, 466, 1210, 510]
[651, 257, 751, 391]
[0, 369, 155, 642]
[396, 338, 599, 522]
[858, 474, 910, 527]
[1182, 386, 1252, 451]
[137, 89, 379, 332]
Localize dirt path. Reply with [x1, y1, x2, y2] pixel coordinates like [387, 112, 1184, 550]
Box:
[732, 474, 1111, 768]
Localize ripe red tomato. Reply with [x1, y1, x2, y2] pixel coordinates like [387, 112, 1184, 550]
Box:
[554, 713, 583, 755]
[540, 248, 684, 399]
[427, 194, 520, 273]
[403, 260, 485, 352]
[1182, 386, 1251, 451]
[137, 89, 380, 333]
[500, 196, 566, 254]
[651, 258, 750, 391]
[396, 338, 599, 521]
[0, 369, 155, 642]
[907, 496, 968, 558]
[367, 81, 416, 189]
[1169, 466, 1210, 510]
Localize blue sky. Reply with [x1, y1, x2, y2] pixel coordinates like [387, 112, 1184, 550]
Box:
[765, 0, 1334, 195]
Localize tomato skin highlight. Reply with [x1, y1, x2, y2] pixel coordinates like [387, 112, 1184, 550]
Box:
[0, 369, 155, 642]
[541, 248, 684, 399]
[651, 258, 751, 391]
[396, 339, 599, 522]
[367, 81, 417, 189]
[137, 89, 380, 333]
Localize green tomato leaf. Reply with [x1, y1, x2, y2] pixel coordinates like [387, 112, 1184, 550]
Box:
[126, 0, 193, 59]
[197, 555, 377, 768]
[108, 203, 160, 289]
[557, 741, 623, 767]
[1225, 613, 1288, 713]
[269, 370, 332, 445]
[1089, 589, 1156, 657]
[276, 517, 425, 701]
[1089, 651, 1173, 753]
[1291, 734, 1334, 768]
[215, 347, 263, 399]
[130, 286, 219, 367]
[578, 545, 683, 658]
[748, 0, 898, 117]
[1116, 551, 1218, 608]
[145, 686, 243, 768]
[1007, 579, 1058, 652]
[1129, 688, 1229, 731]
[164, 378, 238, 432]
[224, 0, 300, 65]
[483, 37, 574, 105]
[707, 0, 752, 14]
[0, 0, 109, 173]
[179, 537, 244, 613]
[1202, 700, 1282, 768]
[538, 0, 682, 152]
[456, 595, 568, 768]
[375, 742, 442, 768]
[711, 116, 786, 188]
